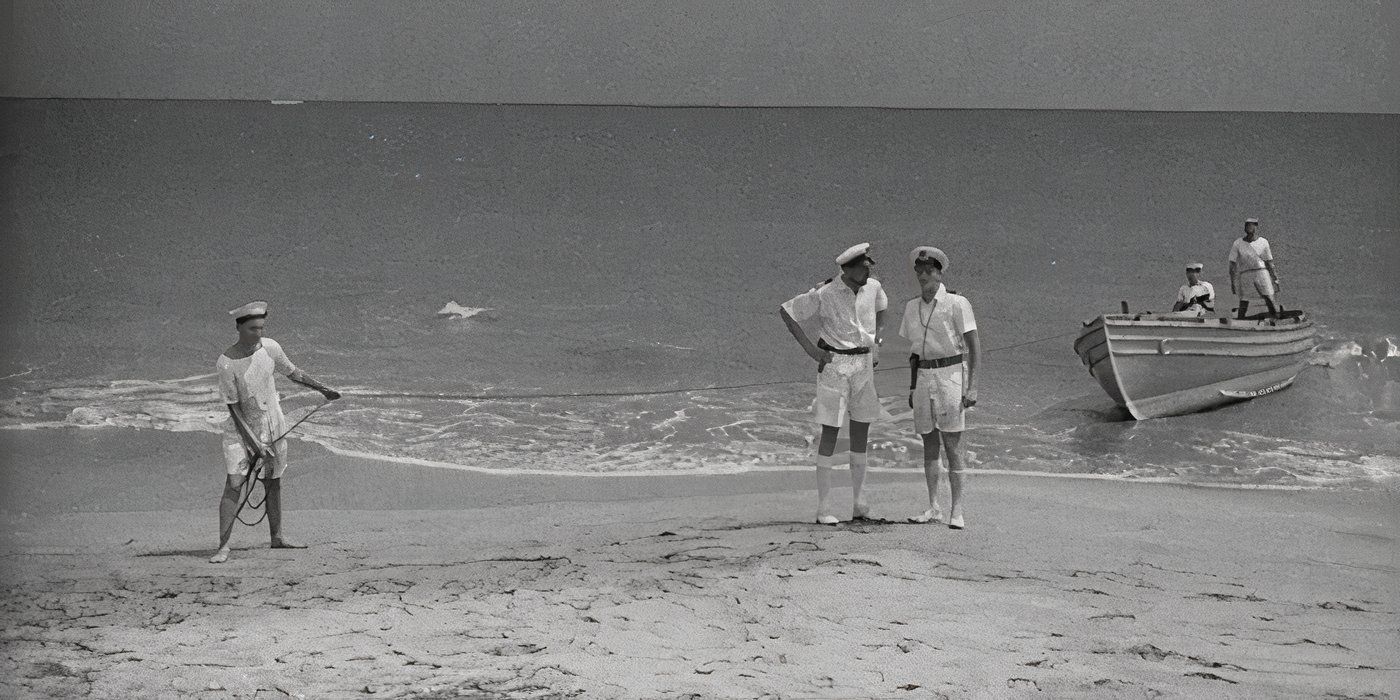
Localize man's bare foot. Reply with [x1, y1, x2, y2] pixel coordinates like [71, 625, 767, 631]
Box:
[209, 547, 231, 564]
[907, 505, 944, 524]
[270, 538, 307, 549]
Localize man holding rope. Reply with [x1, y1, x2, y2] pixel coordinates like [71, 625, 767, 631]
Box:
[211, 301, 341, 564]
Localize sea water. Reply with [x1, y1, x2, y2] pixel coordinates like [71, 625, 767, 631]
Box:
[2, 100, 1396, 486]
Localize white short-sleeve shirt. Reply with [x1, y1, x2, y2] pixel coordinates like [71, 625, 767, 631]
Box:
[216, 338, 299, 412]
[899, 284, 977, 359]
[1228, 237, 1273, 272]
[782, 277, 888, 349]
[1176, 281, 1216, 307]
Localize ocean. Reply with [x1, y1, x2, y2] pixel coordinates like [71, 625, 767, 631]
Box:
[2, 100, 1396, 487]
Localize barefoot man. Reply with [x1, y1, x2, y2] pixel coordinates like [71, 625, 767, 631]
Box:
[780, 243, 888, 524]
[900, 247, 979, 530]
[211, 301, 340, 563]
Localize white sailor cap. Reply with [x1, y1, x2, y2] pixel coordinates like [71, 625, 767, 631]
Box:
[836, 242, 873, 266]
[229, 300, 269, 323]
[909, 246, 949, 271]
[1186, 262, 1204, 271]
[1244, 217, 1259, 224]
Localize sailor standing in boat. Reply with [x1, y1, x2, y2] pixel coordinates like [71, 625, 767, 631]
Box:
[779, 243, 888, 524]
[211, 301, 341, 564]
[1228, 217, 1282, 318]
[900, 247, 979, 530]
[1172, 262, 1216, 316]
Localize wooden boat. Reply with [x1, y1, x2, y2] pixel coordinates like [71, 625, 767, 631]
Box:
[1073, 311, 1316, 419]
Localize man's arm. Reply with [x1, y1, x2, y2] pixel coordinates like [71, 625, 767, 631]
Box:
[873, 308, 886, 367]
[1228, 261, 1238, 293]
[267, 340, 340, 400]
[962, 329, 981, 408]
[288, 370, 341, 400]
[1263, 260, 1280, 291]
[780, 306, 829, 371]
[227, 403, 273, 460]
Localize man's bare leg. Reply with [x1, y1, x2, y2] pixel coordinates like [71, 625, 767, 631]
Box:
[210, 474, 247, 563]
[943, 431, 967, 529]
[815, 425, 841, 524]
[848, 420, 871, 519]
[264, 477, 306, 549]
[910, 431, 945, 523]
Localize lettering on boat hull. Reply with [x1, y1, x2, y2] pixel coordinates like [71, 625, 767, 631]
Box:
[1219, 377, 1296, 399]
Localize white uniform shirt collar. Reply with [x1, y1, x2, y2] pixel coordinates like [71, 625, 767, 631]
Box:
[922, 283, 948, 304]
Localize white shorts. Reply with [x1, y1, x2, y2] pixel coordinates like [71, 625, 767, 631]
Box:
[913, 365, 966, 434]
[1237, 269, 1274, 299]
[222, 405, 289, 479]
[812, 353, 880, 427]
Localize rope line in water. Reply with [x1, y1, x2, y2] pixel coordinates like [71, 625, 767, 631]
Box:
[347, 329, 1081, 402]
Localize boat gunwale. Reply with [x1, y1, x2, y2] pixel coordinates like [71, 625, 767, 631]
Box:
[1098, 315, 1313, 332]
[1107, 331, 1316, 346]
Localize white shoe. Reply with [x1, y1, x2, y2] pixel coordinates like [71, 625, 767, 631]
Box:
[816, 514, 841, 525]
[948, 513, 965, 530]
[907, 505, 943, 524]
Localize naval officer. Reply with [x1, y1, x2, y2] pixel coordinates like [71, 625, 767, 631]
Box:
[780, 243, 888, 524]
[900, 247, 980, 530]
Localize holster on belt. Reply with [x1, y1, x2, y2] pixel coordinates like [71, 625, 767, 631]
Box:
[909, 353, 963, 390]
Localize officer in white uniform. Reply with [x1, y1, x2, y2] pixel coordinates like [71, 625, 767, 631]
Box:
[899, 247, 979, 530]
[779, 243, 888, 524]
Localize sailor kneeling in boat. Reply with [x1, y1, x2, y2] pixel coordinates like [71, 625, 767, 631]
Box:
[901, 247, 980, 530]
[1171, 262, 1216, 316]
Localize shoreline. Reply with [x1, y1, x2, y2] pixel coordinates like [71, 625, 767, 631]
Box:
[2, 426, 1398, 697]
[3, 425, 1395, 502]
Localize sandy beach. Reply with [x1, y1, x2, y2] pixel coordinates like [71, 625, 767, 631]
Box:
[4, 4, 1397, 696]
[1, 429, 1395, 698]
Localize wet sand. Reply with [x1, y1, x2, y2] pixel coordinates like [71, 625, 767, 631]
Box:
[1, 429, 1396, 698]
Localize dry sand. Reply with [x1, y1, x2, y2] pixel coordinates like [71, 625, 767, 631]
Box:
[1, 430, 1396, 698]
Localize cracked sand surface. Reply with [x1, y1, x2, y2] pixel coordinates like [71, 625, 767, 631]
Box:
[2, 481, 1396, 698]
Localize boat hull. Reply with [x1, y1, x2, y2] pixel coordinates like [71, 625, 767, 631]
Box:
[1073, 313, 1316, 419]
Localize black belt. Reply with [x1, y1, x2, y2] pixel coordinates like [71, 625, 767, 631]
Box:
[817, 339, 871, 355]
[917, 354, 963, 369]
